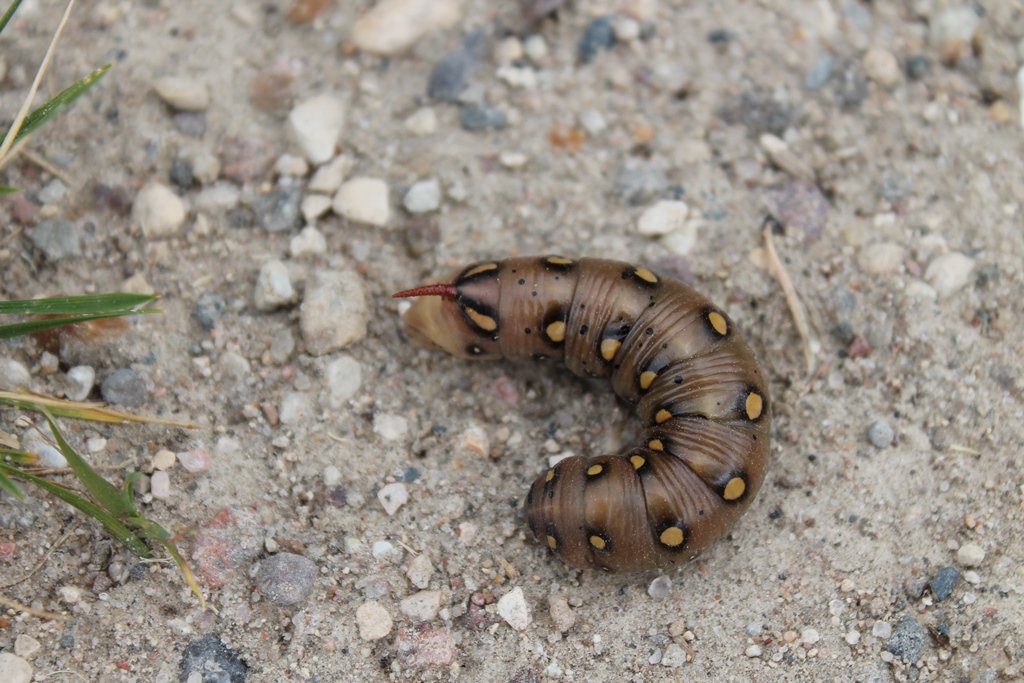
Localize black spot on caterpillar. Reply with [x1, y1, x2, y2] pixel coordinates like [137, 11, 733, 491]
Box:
[394, 256, 771, 572]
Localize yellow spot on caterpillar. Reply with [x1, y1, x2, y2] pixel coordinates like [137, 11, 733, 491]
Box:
[723, 477, 746, 501]
[745, 391, 764, 420]
[545, 469, 555, 483]
[586, 464, 604, 476]
[630, 454, 646, 469]
[546, 321, 567, 343]
[655, 408, 673, 424]
[639, 370, 658, 390]
[600, 338, 621, 361]
[546, 535, 558, 549]
[659, 526, 685, 547]
[546, 256, 573, 266]
[462, 262, 498, 279]
[648, 439, 664, 452]
[708, 310, 728, 336]
[464, 306, 497, 332]
[634, 267, 658, 284]
[589, 535, 606, 550]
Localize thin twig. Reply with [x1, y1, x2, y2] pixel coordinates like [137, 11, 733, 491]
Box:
[0, 0, 78, 163]
[21, 148, 76, 187]
[0, 593, 67, 620]
[763, 224, 816, 375]
[0, 521, 78, 589]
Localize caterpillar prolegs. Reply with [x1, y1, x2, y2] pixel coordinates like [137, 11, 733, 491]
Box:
[394, 256, 771, 572]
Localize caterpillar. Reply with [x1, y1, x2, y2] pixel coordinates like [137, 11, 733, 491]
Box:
[394, 256, 770, 572]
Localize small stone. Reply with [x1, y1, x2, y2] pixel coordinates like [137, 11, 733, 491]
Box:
[929, 566, 960, 602]
[193, 291, 227, 331]
[494, 36, 523, 64]
[863, 48, 901, 87]
[153, 449, 176, 470]
[274, 154, 309, 178]
[333, 177, 390, 227]
[637, 200, 689, 236]
[428, 28, 486, 102]
[548, 594, 575, 633]
[13, 634, 40, 658]
[404, 107, 438, 136]
[290, 225, 327, 256]
[395, 624, 458, 668]
[761, 133, 815, 181]
[0, 359, 31, 388]
[957, 543, 985, 567]
[925, 252, 974, 298]
[496, 65, 536, 89]
[498, 151, 528, 169]
[254, 259, 297, 311]
[28, 219, 82, 259]
[325, 355, 362, 408]
[356, 601, 393, 641]
[179, 635, 248, 683]
[219, 351, 251, 380]
[287, 94, 345, 165]
[661, 644, 686, 667]
[177, 449, 212, 473]
[457, 424, 489, 456]
[579, 108, 607, 135]
[887, 615, 927, 663]
[805, 55, 835, 90]
[0, 653, 32, 683]
[613, 16, 640, 42]
[745, 622, 763, 637]
[350, 0, 462, 56]
[403, 179, 442, 214]
[872, 621, 892, 639]
[300, 269, 368, 355]
[578, 16, 616, 65]
[857, 241, 905, 275]
[905, 55, 930, 80]
[867, 420, 894, 449]
[133, 182, 186, 238]
[845, 630, 861, 646]
[152, 75, 210, 111]
[497, 587, 531, 630]
[279, 392, 312, 425]
[745, 644, 763, 658]
[372, 540, 402, 562]
[256, 552, 318, 606]
[647, 575, 672, 600]
[378, 482, 409, 515]
[64, 365, 95, 400]
[406, 553, 434, 589]
[374, 413, 408, 441]
[523, 34, 548, 63]
[252, 186, 301, 232]
[100, 368, 148, 407]
[773, 181, 829, 241]
[928, 7, 980, 62]
[400, 590, 442, 621]
[459, 103, 507, 131]
[150, 470, 171, 499]
[801, 627, 821, 645]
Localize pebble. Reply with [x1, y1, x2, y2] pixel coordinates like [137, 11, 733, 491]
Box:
[372, 540, 402, 562]
[494, 36, 523, 64]
[150, 470, 170, 499]
[194, 183, 240, 212]
[805, 55, 835, 90]
[287, 94, 345, 165]
[548, 594, 575, 632]
[496, 65, 536, 89]
[300, 269, 368, 356]
[957, 543, 985, 567]
[773, 182, 828, 241]
[378, 482, 409, 515]
[578, 16, 616, 64]
[299, 194, 332, 224]
[256, 552, 318, 606]
[253, 186, 301, 232]
[28, 218, 82, 259]
[356, 600, 393, 640]
[905, 55, 930, 80]
[218, 351, 249, 381]
[395, 625, 458, 668]
[801, 627, 821, 645]
[0, 653, 32, 683]
[279, 392, 311, 425]
[925, 252, 974, 298]
[193, 291, 227, 331]
[404, 107, 438, 136]
[273, 153, 309, 178]
[857, 241, 905, 275]
[290, 225, 327, 256]
[661, 643, 687, 667]
[350, 0, 462, 56]
[845, 631, 861, 646]
[647, 575, 672, 600]
[169, 159, 195, 188]
[333, 177, 390, 227]
[406, 553, 434, 589]
[374, 413, 408, 441]
[153, 449, 176, 470]
[403, 179, 442, 214]
[863, 48, 901, 87]
[13, 634, 40, 658]
[636, 200, 688, 236]
[0, 358, 31, 388]
[177, 449, 212, 473]
[497, 587, 531, 630]
[929, 566, 960, 601]
[308, 155, 354, 194]
[745, 644, 763, 658]
[59, 585, 82, 604]
[133, 182, 186, 238]
[579, 108, 607, 135]
[886, 615, 927, 663]
[100, 368, 148, 406]
[613, 16, 641, 42]
[152, 75, 209, 111]
[867, 420, 893, 449]
[928, 6, 980, 59]
[499, 151, 528, 169]
[459, 103, 507, 131]
[254, 259, 297, 311]
[745, 622, 763, 637]
[523, 34, 548, 64]
[761, 134, 815, 181]
[179, 635, 248, 683]
[325, 355, 362, 408]
[400, 590, 442, 621]
[428, 28, 486, 102]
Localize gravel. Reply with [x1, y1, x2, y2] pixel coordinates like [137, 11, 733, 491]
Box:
[100, 368, 149, 407]
[929, 566, 960, 602]
[957, 543, 986, 567]
[179, 635, 248, 683]
[287, 94, 345, 165]
[356, 600, 393, 641]
[886, 615, 927, 663]
[133, 182, 186, 238]
[255, 552, 318, 606]
[867, 420, 894, 449]
[28, 218, 82, 259]
[300, 269, 368, 355]
[497, 587, 531, 630]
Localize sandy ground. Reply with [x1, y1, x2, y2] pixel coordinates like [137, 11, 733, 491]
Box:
[1, 1, 1023, 681]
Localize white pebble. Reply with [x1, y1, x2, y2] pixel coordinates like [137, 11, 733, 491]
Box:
[801, 627, 821, 644]
[58, 585, 82, 604]
[373, 413, 408, 441]
[857, 241, 905, 276]
[65, 365, 96, 401]
[845, 630, 861, 645]
[661, 220, 699, 256]
[153, 449, 176, 470]
[323, 465, 341, 487]
[964, 570, 981, 584]
[403, 179, 442, 214]
[176, 449, 211, 473]
[300, 194, 332, 224]
[523, 34, 548, 64]
[290, 225, 327, 257]
[371, 540, 401, 561]
[308, 155, 354, 194]
[133, 182, 186, 238]
[325, 355, 363, 408]
[497, 586, 531, 630]
[548, 594, 575, 633]
[333, 177, 390, 227]
[0, 358, 30, 388]
[279, 392, 312, 425]
[254, 259, 297, 311]
[0, 653, 32, 683]
[498, 151, 528, 169]
[863, 48, 901, 87]
[150, 470, 170, 499]
[36, 445, 67, 469]
[377, 482, 409, 515]
[287, 94, 346, 165]
[579, 108, 607, 135]
[356, 600, 393, 641]
[613, 17, 641, 42]
[152, 75, 209, 111]
[925, 252, 974, 298]
[406, 553, 434, 589]
[273, 154, 309, 178]
[400, 590, 442, 621]
[13, 634, 40, 658]
[745, 644, 763, 658]
[404, 107, 438, 136]
[494, 36, 523, 64]
[661, 643, 686, 667]
[957, 542, 985, 567]
[637, 200, 689, 236]
[300, 269, 368, 356]
[647, 575, 672, 600]
[871, 621, 892, 639]
[349, 0, 462, 56]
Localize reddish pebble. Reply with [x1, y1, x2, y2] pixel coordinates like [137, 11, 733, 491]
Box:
[491, 375, 519, 407]
[848, 334, 872, 359]
[395, 624, 458, 668]
[177, 448, 212, 473]
[10, 193, 38, 224]
[0, 541, 16, 558]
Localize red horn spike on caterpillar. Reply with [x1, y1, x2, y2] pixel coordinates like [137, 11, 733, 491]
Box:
[392, 283, 458, 300]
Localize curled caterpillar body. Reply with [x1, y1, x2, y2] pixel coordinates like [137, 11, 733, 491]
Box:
[395, 256, 771, 572]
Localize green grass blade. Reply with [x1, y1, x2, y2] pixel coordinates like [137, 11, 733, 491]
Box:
[0, 293, 157, 316]
[0, 468, 23, 499]
[43, 411, 137, 519]
[0, 186, 20, 195]
[0, 310, 156, 341]
[161, 537, 205, 606]
[0, 0, 24, 36]
[0, 462, 151, 557]
[0, 64, 111, 147]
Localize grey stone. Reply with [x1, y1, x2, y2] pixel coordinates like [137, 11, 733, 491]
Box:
[29, 219, 82, 259]
[256, 552, 318, 606]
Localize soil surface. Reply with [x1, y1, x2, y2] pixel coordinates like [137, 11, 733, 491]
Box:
[1, 1, 1023, 682]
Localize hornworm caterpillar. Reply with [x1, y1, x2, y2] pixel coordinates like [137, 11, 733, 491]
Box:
[395, 256, 770, 571]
